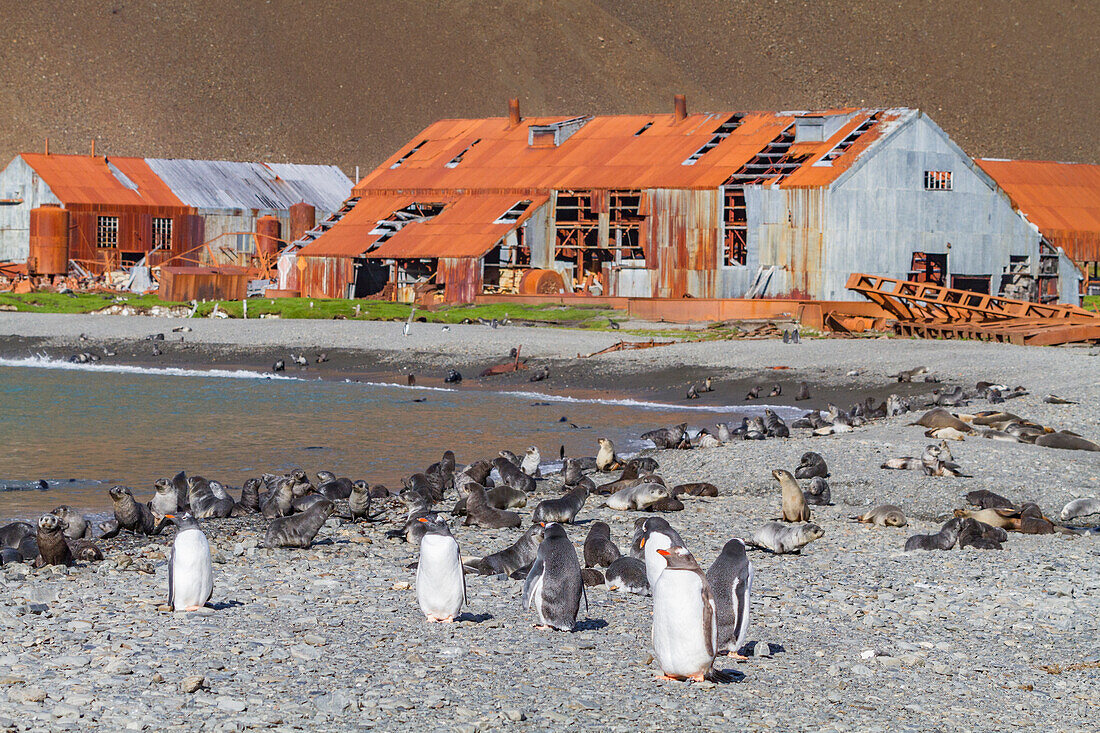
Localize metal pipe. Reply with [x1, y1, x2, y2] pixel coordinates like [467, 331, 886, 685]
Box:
[45, 138, 50, 155]
[674, 94, 687, 122]
[91, 140, 96, 156]
[508, 98, 521, 126]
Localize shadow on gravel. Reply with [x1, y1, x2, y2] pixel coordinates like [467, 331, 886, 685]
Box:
[457, 612, 493, 623]
[209, 600, 244, 611]
[574, 618, 608, 632]
[711, 668, 747, 684]
[735, 641, 786, 658]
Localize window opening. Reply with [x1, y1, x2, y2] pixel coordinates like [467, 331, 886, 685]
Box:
[722, 188, 748, 266]
[445, 139, 481, 168]
[152, 217, 172, 249]
[909, 252, 947, 285]
[924, 171, 953, 191]
[951, 274, 990, 294]
[367, 202, 447, 248]
[634, 122, 653, 136]
[820, 113, 880, 163]
[389, 140, 427, 169]
[682, 114, 745, 166]
[553, 190, 646, 287]
[96, 216, 119, 248]
[494, 200, 533, 225]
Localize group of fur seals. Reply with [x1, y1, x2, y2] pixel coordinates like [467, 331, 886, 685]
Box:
[904, 517, 1005, 551]
[910, 406, 1100, 452]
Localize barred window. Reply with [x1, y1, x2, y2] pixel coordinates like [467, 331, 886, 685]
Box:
[96, 216, 119, 248]
[924, 170, 952, 191]
[152, 217, 172, 249]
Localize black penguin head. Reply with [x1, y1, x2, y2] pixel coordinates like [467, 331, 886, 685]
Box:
[719, 538, 749, 562]
[417, 515, 451, 536]
[163, 512, 200, 530]
[542, 522, 568, 541]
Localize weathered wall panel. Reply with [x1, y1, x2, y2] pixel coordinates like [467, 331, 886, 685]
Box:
[299, 255, 354, 298]
[439, 257, 482, 303]
[0, 156, 62, 261]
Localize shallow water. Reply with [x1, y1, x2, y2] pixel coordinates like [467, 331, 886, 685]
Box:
[0, 358, 799, 521]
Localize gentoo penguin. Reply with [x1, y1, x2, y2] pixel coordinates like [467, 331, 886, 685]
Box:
[522, 523, 584, 631]
[415, 517, 466, 623]
[706, 539, 754, 659]
[164, 514, 213, 612]
[651, 546, 731, 682]
[637, 517, 687, 588]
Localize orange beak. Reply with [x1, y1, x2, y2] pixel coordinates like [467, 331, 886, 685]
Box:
[163, 514, 175, 519]
[417, 517, 429, 523]
[656, 548, 670, 556]
[639, 538, 646, 548]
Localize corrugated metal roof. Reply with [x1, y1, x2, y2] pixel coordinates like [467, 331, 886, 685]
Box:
[146, 158, 352, 211]
[367, 193, 549, 259]
[20, 153, 186, 207]
[355, 108, 909, 195]
[297, 195, 427, 257]
[976, 159, 1100, 235]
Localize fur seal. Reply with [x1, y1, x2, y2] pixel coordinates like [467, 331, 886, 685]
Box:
[904, 517, 964, 551]
[49, 506, 90, 540]
[164, 513, 214, 611]
[316, 471, 354, 500]
[151, 479, 179, 516]
[261, 479, 295, 519]
[485, 485, 528, 510]
[605, 483, 671, 511]
[264, 498, 334, 548]
[748, 522, 824, 554]
[109, 486, 159, 535]
[532, 485, 588, 524]
[187, 476, 234, 519]
[772, 470, 810, 522]
[1060, 497, 1100, 522]
[236, 478, 261, 514]
[349, 480, 384, 522]
[596, 462, 642, 496]
[605, 556, 649, 595]
[965, 490, 1015, 510]
[642, 424, 689, 450]
[581, 568, 605, 587]
[35, 513, 73, 567]
[292, 493, 329, 513]
[463, 484, 522, 529]
[520, 447, 542, 477]
[956, 518, 1008, 550]
[1034, 432, 1100, 452]
[0, 521, 35, 549]
[596, 438, 620, 472]
[651, 546, 731, 682]
[804, 476, 831, 506]
[672, 482, 719, 497]
[794, 452, 829, 479]
[492, 457, 536, 494]
[522, 523, 584, 631]
[851, 504, 907, 527]
[763, 409, 789, 438]
[67, 539, 103, 562]
[415, 516, 466, 623]
[583, 521, 621, 567]
[467, 523, 545, 576]
[910, 408, 972, 433]
[889, 366, 928, 382]
[707, 539, 754, 658]
[795, 382, 811, 401]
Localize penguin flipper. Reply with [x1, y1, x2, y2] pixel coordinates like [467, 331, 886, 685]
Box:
[522, 556, 545, 611]
[704, 666, 736, 683]
[167, 546, 175, 608]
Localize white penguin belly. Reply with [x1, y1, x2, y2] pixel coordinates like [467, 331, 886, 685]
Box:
[643, 534, 673, 588]
[416, 535, 464, 620]
[171, 529, 213, 611]
[652, 571, 713, 678]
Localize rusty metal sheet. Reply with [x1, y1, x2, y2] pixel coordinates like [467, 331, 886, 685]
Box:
[20, 154, 186, 208]
[298, 255, 355, 298]
[158, 266, 254, 301]
[438, 257, 482, 303]
[297, 195, 420, 257]
[977, 158, 1100, 262]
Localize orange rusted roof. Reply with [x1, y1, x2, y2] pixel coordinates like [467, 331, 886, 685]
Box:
[977, 159, 1100, 235]
[355, 108, 901, 195]
[780, 111, 905, 188]
[367, 193, 549, 259]
[297, 194, 425, 257]
[20, 153, 186, 208]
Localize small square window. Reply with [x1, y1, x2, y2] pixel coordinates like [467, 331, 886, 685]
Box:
[96, 216, 119, 248]
[152, 217, 172, 249]
[924, 170, 952, 191]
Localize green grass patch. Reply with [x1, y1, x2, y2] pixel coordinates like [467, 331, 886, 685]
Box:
[1084, 295, 1099, 312]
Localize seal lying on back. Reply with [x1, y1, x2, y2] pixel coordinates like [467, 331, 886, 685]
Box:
[583, 521, 621, 567]
[604, 483, 670, 511]
[109, 486, 159, 535]
[1060, 497, 1100, 522]
[463, 485, 522, 529]
[851, 505, 907, 527]
[466, 524, 545, 576]
[264, 498, 334, 549]
[748, 522, 824, 554]
[532, 486, 589, 524]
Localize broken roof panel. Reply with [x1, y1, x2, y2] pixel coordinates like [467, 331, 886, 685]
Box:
[146, 158, 352, 211]
[367, 193, 549, 259]
[296, 194, 423, 258]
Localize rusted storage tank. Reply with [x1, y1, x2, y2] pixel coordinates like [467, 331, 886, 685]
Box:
[255, 216, 281, 258]
[289, 202, 316, 244]
[28, 205, 70, 275]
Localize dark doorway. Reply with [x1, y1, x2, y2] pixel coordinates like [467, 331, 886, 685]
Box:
[351, 258, 388, 298]
[909, 252, 947, 284]
[951, 274, 991, 294]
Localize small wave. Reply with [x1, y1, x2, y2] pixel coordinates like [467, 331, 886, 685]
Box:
[0, 355, 300, 381]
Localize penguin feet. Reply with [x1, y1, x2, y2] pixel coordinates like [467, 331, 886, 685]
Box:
[729, 653, 749, 661]
[533, 624, 553, 631]
[183, 605, 203, 612]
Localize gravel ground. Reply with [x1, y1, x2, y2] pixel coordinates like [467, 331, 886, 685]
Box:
[2, 315, 1100, 730]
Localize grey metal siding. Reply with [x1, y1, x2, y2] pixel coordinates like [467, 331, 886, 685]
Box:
[0, 156, 62, 262]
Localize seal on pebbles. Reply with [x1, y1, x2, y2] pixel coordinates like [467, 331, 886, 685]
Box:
[264, 499, 334, 549]
[748, 522, 824, 554]
[772, 470, 811, 522]
[850, 505, 908, 527]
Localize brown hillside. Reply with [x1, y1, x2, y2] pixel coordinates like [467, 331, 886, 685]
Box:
[1, 0, 1096, 177]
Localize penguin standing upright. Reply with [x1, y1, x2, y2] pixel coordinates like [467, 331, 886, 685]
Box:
[165, 514, 213, 612]
[634, 517, 686, 589]
[651, 546, 731, 682]
[415, 516, 466, 623]
[706, 538, 754, 659]
[522, 523, 584, 631]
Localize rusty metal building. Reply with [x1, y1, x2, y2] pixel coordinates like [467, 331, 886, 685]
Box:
[0, 153, 352, 274]
[297, 98, 1079, 304]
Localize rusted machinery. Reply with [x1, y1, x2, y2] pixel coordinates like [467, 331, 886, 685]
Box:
[847, 273, 1100, 346]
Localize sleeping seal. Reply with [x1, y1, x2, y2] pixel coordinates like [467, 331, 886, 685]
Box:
[463, 485, 522, 529]
[803, 476, 831, 506]
[604, 483, 670, 511]
[672, 482, 719, 497]
[1034, 432, 1100, 452]
[1060, 497, 1100, 522]
[910, 408, 972, 433]
[532, 486, 589, 524]
[748, 522, 824, 554]
[605, 556, 649, 595]
[850, 505, 907, 527]
[485, 485, 528, 510]
[466, 523, 545, 576]
[772, 469, 811, 522]
[264, 498, 334, 549]
[583, 521, 621, 567]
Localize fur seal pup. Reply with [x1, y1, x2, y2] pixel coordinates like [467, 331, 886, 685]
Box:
[238, 478, 261, 514]
[910, 408, 972, 433]
[49, 506, 90, 540]
[904, 517, 964, 551]
[292, 493, 329, 513]
[522, 523, 584, 631]
[498, 449, 521, 466]
[316, 471, 354, 500]
[583, 521, 621, 567]
[170, 471, 191, 513]
[261, 479, 296, 519]
[109, 486, 159, 535]
[920, 445, 969, 477]
[881, 455, 922, 470]
[0, 521, 35, 549]
[748, 522, 824, 554]
[889, 366, 928, 382]
[151, 479, 178, 516]
[651, 546, 731, 682]
[605, 556, 649, 595]
[581, 568, 605, 587]
[1060, 497, 1100, 522]
[956, 518, 1007, 550]
[804, 477, 831, 506]
[605, 483, 671, 511]
[187, 476, 233, 519]
[672, 482, 719, 497]
[492, 457, 536, 494]
[649, 495, 685, 512]
[0, 547, 23, 565]
[597, 462, 642, 496]
[772, 470, 811, 522]
[532, 485, 589, 524]
[851, 505, 907, 527]
[707, 539, 754, 658]
[208, 481, 248, 517]
[795, 382, 811, 401]
[695, 429, 722, 448]
[415, 516, 466, 623]
[763, 409, 790, 438]
[67, 539, 103, 562]
[965, 490, 1015, 510]
[1034, 432, 1100, 452]
[349, 480, 386, 522]
[463, 485, 522, 529]
[794, 452, 829, 479]
[35, 514, 73, 567]
[520, 447, 542, 477]
[264, 499, 334, 549]
[162, 514, 214, 611]
[485, 485, 528, 510]
[642, 424, 689, 450]
[455, 460, 493, 496]
[596, 438, 620, 472]
[467, 524, 545, 576]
